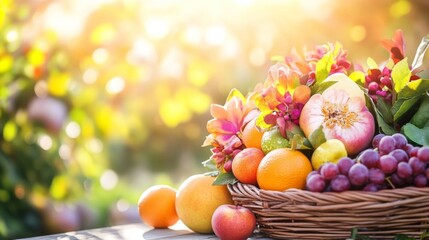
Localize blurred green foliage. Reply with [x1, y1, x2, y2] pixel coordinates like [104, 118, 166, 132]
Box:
[0, 0, 428, 238]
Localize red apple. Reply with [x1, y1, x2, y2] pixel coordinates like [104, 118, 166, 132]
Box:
[211, 204, 256, 240]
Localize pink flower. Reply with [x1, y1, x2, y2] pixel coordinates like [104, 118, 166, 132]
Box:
[203, 89, 258, 170]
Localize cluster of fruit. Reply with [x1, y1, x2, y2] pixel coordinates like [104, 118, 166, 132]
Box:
[306, 133, 429, 192]
[137, 174, 255, 240]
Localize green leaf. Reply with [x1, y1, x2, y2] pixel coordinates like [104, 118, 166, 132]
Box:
[307, 125, 325, 149]
[366, 57, 379, 69]
[202, 158, 217, 171]
[289, 134, 312, 150]
[402, 123, 429, 146]
[396, 79, 429, 100]
[393, 97, 421, 122]
[420, 229, 429, 240]
[375, 98, 393, 124]
[374, 108, 396, 135]
[349, 71, 366, 86]
[212, 172, 238, 185]
[315, 52, 333, 83]
[410, 95, 429, 128]
[310, 81, 337, 95]
[391, 58, 411, 93]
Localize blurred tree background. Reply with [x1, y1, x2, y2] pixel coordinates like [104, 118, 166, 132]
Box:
[0, 0, 428, 238]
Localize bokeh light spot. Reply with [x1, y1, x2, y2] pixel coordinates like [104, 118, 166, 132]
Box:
[182, 25, 203, 45]
[34, 81, 48, 97]
[100, 169, 118, 190]
[205, 25, 227, 46]
[349, 25, 367, 42]
[83, 69, 98, 84]
[66, 121, 81, 139]
[106, 77, 125, 95]
[145, 18, 170, 39]
[6, 29, 19, 42]
[249, 48, 266, 66]
[116, 199, 130, 212]
[92, 48, 109, 65]
[390, 0, 411, 18]
[38, 135, 53, 150]
[59, 144, 71, 162]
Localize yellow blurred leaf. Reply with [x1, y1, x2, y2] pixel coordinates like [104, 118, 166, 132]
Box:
[49, 175, 69, 200]
[188, 61, 211, 87]
[390, 0, 411, 18]
[75, 147, 104, 177]
[160, 98, 191, 128]
[27, 47, 45, 66]
[48, 71, 70, 96]
[3, 120, 16, 142]
[90, 24, 116, 44]
[177, 87, 211, 114]
[0, 54, 13, 73]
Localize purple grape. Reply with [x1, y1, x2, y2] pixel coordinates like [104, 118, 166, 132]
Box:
[390, 173, 406, 188]
[363, 183, 378, 192]
[409, 157, 426, 175]
[306, 174, 326, 192]
[348, 163, 369, 186]
[372, 133, 385, 149]
[414, 174, 428, 187]
[404, 144, 414, 156]
[392, 133, 407, 149]
[397, 162, 413, 179]
[417, 147, 429, 162]
[320, 163, 339, 180]
[378, 136, 396, 155]
[306, 170, 318, 182]
[379, 155, 398, 174]
[358, 149, 380, 168]
[369, 168, 385, 185]
[337, 157, 355, 175]
[410, 147, 419, 157]
[330, 175, 351, 192]
[389, 149, 409, 163]
[426, 168, 429, 179]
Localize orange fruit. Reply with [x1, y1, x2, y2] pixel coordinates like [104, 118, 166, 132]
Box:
[175, 174, 234, 233]
[232, 148, 265, 185]
[257, 148, 312, 191]
[138, 185, 179, 228]
[241, 118, 263, 149]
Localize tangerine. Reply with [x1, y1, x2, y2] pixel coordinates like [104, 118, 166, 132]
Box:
[175, 174, 233, 233]
[241, 118, 263, 149]
[232, 148, 265, 185]
[138, 185, 179, 228]
[257, 148, 312, 191]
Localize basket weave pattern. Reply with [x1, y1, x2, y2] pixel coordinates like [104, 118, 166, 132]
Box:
[228, 182, 429, 239]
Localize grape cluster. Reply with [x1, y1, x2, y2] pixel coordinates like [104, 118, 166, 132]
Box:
[306, 133, 429, 193]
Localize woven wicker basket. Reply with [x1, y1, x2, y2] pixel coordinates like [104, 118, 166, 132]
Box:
[228, 182, 429, 239]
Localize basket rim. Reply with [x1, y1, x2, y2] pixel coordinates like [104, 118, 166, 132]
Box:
[228, 181, 429, 200]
